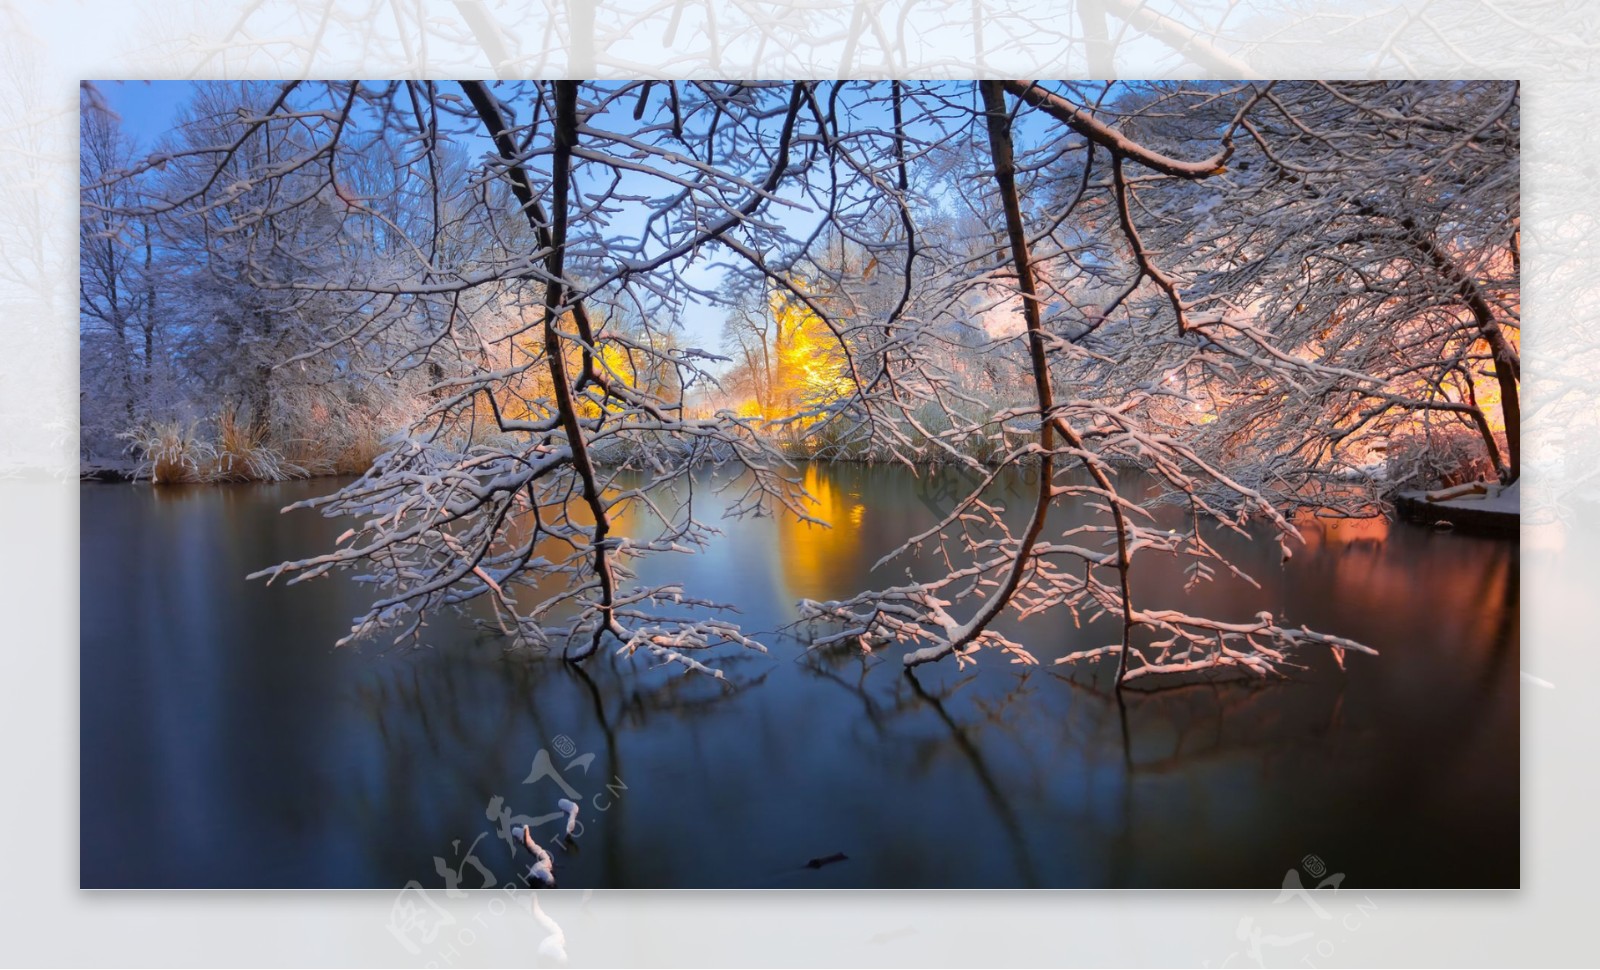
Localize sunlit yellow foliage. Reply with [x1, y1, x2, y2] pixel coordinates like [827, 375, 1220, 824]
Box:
[597, 341, 635, 386]
[493, 313, 655, 424]
[763, 288, 851, 425]
[572, 339, 640, 419]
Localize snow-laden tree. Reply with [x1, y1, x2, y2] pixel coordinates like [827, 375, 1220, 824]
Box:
[83, 83, 470, 478]
[793, 81, 1380, 681]
[105, 81, 830, 673]
[1122, 81, 1521, 507]
[80, 93, 160, 455]
[83, 80, 1517, 686]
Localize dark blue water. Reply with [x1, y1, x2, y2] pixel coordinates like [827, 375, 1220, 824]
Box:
[80, 464, 1518, 888]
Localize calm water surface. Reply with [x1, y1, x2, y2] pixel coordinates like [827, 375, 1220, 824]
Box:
[80, 464, 1517, 888]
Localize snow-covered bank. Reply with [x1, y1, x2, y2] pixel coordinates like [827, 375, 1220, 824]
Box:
[1394, 480, 1519, 536]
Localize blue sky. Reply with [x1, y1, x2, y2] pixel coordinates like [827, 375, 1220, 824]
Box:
[87, 80, 765, 355]
[83, 80, 1098, 358]
[91, 81, 188, 150]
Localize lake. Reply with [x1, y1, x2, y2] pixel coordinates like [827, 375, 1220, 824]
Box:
[80, 463, 1518, 888]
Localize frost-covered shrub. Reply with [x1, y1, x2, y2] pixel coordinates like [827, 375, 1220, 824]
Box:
[1385, 428, 1501, 493]
[123, 408, 306, 484]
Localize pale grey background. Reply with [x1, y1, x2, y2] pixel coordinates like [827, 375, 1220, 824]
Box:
[1, 0, 1586, 965]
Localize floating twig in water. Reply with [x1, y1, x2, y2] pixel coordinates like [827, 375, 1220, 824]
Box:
[805, 852, 849, 870]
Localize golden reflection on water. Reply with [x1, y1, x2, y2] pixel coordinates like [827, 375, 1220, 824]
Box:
[492, 467, 870, 608]
[1292, 511, 1515, 667]
[1293, 512, 1391, 548]
[777, 464, 865, 602]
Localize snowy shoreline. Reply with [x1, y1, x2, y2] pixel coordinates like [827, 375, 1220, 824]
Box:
[1393, 481, 1520, 536]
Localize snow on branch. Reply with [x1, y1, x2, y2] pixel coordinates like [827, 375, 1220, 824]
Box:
[81, 80, 1515, 689]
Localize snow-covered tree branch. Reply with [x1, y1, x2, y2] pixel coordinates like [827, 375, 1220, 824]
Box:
[83, 79, 1517, 688]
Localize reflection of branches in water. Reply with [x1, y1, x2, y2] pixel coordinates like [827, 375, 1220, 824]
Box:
[611, 653, 775, 728]
[355, 636, 768, 756]
[787, 540, 1515, 885]
[793, 647, 898, 735]
[1053, 672, 1354, 776]
[883, 660, 1433, 885]
[562, 660, 622, 890]
[903, 668, 1042, 887]
[343, 639, 563, 881]
[356, 634, 541, 770]
[1084, 675, 1353, 885]
[795, 640, 1051, 883]
[793, 649, 1056, 883]
[349, 635, 764, 885]
[911, 465, 991, 522]
[801, 638, 1368, 875]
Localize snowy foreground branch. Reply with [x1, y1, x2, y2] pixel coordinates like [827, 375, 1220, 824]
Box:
[85, 80, 1518, 685]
